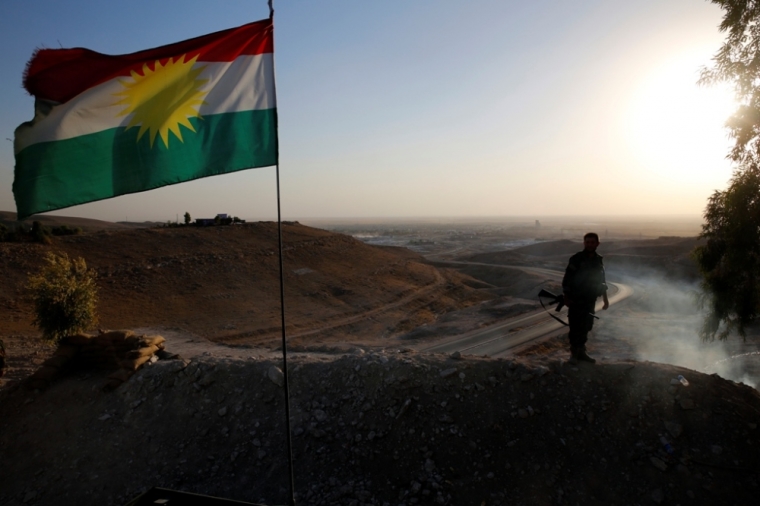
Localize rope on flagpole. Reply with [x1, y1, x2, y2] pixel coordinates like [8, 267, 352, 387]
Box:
[269, 3, 296, 505]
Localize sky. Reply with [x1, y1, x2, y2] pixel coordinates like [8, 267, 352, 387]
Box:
[0, 0, 738, 222]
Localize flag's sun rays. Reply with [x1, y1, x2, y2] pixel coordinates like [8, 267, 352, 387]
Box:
[114, 54, 208, 148]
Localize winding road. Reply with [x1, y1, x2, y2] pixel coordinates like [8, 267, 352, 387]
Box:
[287, 268, 446, 339]
[418, 262, 633, 358]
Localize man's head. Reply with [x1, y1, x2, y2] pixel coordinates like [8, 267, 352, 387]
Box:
[583, 232, 600, 253]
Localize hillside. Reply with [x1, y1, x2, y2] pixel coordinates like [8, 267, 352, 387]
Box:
[0, 210, 149, 231]
[0, 222, 488, 348]
[461, 236, 703, 280]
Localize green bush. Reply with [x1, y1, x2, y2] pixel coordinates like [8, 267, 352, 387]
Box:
[50, 225, 82, 236]
[27, 252, 98, 344]
[31, 221, 52, 244]
[0, 224, 30, 243]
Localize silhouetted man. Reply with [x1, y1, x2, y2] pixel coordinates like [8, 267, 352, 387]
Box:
[562, 232, 609, 363]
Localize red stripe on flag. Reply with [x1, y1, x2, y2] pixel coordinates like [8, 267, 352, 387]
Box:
[24, 18, 273, 104]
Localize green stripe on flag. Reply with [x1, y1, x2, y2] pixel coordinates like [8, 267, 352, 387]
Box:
[13, 108, 278, 219]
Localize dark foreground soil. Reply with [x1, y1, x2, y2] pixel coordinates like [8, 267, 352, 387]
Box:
[1, 342, 759, 506]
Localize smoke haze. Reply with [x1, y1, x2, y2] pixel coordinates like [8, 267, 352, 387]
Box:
[599, 270, 760, 389]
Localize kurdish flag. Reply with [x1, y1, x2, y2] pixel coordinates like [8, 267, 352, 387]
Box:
[13, 18, 277, 220]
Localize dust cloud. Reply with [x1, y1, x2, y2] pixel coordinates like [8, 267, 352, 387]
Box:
[601, 268, 760, 389]
[313, 216, 760, 387]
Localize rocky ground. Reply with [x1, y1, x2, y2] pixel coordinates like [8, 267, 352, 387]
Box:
[1, 333, 759, 506]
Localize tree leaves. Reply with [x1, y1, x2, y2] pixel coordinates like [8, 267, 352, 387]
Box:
[700, 1, 760, 162]
[694, 164, 760, 339]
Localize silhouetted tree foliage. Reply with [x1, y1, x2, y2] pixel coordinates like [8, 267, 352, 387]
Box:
[700, 1, 760, 163]
[694, 166, 760, 339]
[184, 212, 191, 225]
[694, 1, 760, 339]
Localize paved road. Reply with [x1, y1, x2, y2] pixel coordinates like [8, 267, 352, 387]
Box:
[418, 262, 633, 358]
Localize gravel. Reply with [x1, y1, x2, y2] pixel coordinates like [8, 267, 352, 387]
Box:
[1, 350, 759, 505]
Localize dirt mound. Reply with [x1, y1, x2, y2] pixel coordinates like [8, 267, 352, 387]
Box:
[459, 237, 703, 282]
[599, 237, 703, 280]
[0, 210, 142, 231]
[452, 265, 557, 300]
[457, 250, 526, 266]
[511, 239, 581, 257]
[604, 254, 698, 280]
[460, 240, 582, 267]
[0, 223, 488, 347]
[1, 349, 758, 505]
[605, 237, 702, 257]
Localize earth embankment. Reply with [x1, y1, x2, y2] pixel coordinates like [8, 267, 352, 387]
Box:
[0, 350, 758, 505]
[461, 236, 702, 280]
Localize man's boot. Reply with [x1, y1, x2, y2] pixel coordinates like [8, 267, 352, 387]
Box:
[574, 346, 596, 364]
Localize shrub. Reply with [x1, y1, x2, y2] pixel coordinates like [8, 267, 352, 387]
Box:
[50, 225, 82, 236]
[27, 252, 98, 344]
[0, 224, 30, 243]
[31, 221, 52, 244]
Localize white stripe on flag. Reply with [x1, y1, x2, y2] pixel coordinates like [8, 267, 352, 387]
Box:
[15, 54, 275, 153]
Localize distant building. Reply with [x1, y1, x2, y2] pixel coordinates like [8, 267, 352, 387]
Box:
[194, 214, 232, 226]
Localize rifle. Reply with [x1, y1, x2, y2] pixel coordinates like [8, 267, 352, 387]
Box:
[538, 288, 564, 312]
[537, 288, 600, 324]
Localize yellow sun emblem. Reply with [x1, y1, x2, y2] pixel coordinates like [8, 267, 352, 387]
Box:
[114, 54, 208, 148]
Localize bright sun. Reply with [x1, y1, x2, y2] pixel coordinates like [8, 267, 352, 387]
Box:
[625, 56, 736, 185]
[114, 54, 208, 148]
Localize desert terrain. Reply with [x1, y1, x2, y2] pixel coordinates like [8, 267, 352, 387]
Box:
[1, 215, 759, 505]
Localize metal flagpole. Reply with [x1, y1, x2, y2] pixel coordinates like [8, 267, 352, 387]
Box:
[268, 2, 296, 505]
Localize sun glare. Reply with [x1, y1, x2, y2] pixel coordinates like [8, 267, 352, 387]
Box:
[625, 56, 736, 185]
[114, 54, 208, 148]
